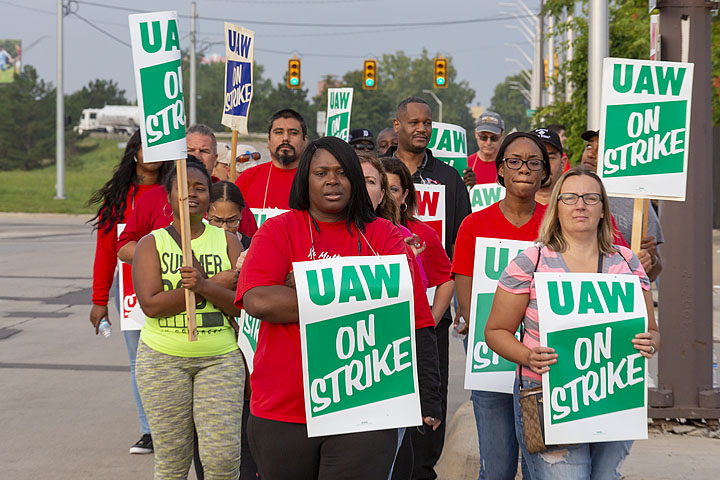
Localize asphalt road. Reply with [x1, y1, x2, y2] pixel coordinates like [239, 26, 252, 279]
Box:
[0, 213, 718, 480]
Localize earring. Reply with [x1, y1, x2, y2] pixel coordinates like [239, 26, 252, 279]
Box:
[133, 155, 138, 163]
[400, 203, 408, 212]
[163, 203, 172, 218]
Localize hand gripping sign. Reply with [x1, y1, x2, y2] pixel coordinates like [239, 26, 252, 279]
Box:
[428, 122, 468, 175]
[325, 88, 353, 142]
[599, 57, 693, 201]
[535, 272, 648, 445]
[128, 11, 187, 163]
[464, 238, 532, 393]
[294, 255, 421, 437]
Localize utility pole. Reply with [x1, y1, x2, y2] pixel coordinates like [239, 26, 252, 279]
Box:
[565, 6, 574, 103]
[587, 0, 608, 129]
[189, 1, 197, 126]
[55, 0, 65, 200]
[651, 0, 720, 419]
[547, 15, 555, 105]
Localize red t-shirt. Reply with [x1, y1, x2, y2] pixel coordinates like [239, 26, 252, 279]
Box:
[235, 161, 297, 209]
[407, 219, 452, 288]
[235, 210, 433, 423]
[452, 201, 548, 277]
[92, 183, 156, 305]
[117, 183, 258, 251]
[467, 152, 498, 185]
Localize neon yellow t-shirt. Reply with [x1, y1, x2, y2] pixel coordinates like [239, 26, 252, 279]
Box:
[140, 225, 238, 357]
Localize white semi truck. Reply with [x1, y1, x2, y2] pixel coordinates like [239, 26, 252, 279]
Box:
[76, 105, 141, 135]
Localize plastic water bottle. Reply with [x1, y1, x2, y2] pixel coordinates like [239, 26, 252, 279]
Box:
[98, 318, 112, 339]
[452, 317, 467, 339]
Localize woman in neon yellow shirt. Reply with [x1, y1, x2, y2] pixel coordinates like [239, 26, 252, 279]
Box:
[133, 158, 245, 480]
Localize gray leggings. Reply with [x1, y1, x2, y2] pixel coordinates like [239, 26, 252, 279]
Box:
[136, 340, 245, 480]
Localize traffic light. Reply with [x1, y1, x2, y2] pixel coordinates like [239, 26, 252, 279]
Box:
[433, 56, 448, 88]
[363, 59, 377, 90]
[287, 57, 301, 89]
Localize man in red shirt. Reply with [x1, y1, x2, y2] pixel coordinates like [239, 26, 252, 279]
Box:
[117, 125, 258, 263]
[466, 112, 505, 185]
[234, 109, 307, 212]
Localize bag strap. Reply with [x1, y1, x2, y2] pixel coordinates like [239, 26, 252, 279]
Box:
[165, 225, 208, 279]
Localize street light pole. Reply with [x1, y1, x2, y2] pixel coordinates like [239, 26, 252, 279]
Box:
[422, 89, 443, 123]
[587, 0, 608, 129]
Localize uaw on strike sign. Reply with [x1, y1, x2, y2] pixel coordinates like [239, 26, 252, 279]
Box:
[294, 255, 421, 437]
[535, 272, 648, 444]
[129, 11, 187, 162]
[599, 58, 693, 201]
[221, 22, 254, 133]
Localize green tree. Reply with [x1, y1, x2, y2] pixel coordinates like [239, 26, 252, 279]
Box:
[532, 0, 652, 164]
[0, 65, 56, 170]
[65, 79, 129, 129]
[489, 73, 531, 133]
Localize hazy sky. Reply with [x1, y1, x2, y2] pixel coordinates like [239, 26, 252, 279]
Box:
[2, 0, 547, 110]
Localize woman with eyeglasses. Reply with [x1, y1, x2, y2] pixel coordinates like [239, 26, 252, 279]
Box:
[452, 131, 550, 479]
[485, 166, 659, 479]
[235, 136, 440, 479]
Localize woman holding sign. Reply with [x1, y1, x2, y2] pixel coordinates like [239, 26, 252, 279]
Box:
[133, 160, 246, 480]
[485, 166, 660, 479]
[88, 130, 169, 454]
[452, 131, 550, 480]
[236, 137, 442, 480]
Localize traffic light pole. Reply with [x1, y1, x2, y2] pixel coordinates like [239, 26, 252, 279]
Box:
[651, 0, 720, 419]
[422, 89, 442, 123]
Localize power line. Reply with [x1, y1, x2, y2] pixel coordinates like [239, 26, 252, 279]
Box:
[75, 1, 534, 29]
[70, 11, 130, 47]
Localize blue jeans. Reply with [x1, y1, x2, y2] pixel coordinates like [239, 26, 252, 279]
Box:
[113, 275, 150, 435]
[464, 337, 528, 480]
[513, 378, 632, 480]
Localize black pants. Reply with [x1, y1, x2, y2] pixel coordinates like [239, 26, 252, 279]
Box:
[193, 399, 259, 479]
[395, 317, 449, 480]
[248, 414, 397, 480]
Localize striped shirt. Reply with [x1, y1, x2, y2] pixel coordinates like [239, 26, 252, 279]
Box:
[498, 245, 650, 382]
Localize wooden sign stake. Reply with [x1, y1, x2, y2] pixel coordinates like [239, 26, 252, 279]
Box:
[630, 197, 645, 253]
[230, 130, 239, 182]
[176, 157, 198, 342]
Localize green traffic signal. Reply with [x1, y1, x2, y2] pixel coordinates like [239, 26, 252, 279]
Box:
[366, 78, 374, 87]
[291, 78, 299, 86]
[436, 77, 445, 85]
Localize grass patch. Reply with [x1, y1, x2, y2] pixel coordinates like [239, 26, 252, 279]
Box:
[0, 137, 125, 214]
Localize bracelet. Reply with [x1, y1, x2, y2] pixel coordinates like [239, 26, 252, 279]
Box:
[650, 254, 659, 269]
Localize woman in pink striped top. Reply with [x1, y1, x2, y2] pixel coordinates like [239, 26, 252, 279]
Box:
[486, 166, 660, 479]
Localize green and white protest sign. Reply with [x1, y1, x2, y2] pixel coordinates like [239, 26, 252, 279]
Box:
[535, 272, 648, 444]
[428, 122, 468, 174]
[464, 238, 532, 393]
[294, 255, 421, 437]
[129, 11, 187, 162]
[237, 310, 259, 374]
[221, 22, 254, 133]
[415, 184, 446, 247]
[250, 207, 288, 228]
[599, 57, 693, 201]
[325, 88, 353, 142]
[469, 183, 506, 212]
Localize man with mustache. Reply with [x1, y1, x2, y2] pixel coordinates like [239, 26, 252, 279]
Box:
[386, 96, 471, 480]
[234, 109, 307, 210]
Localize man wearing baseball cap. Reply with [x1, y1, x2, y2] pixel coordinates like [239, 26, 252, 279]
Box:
[348, 128, 375, 152]
[580, 129, 599, 172]
[531, 127, 567, 205]
[467, 111, 505, 185]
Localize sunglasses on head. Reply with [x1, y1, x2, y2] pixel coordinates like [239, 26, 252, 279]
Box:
[237, 152, 261, 161]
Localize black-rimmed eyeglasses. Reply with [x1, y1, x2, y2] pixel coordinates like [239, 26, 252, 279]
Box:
[503, 158, 544, 171]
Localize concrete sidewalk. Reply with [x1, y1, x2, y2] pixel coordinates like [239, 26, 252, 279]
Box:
[0, 213, 718, 479]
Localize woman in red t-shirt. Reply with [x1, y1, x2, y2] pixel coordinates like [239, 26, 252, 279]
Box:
[451, 131, 551, 480]
[87, 130, 169, 454]
[236, 137, 438, 479]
